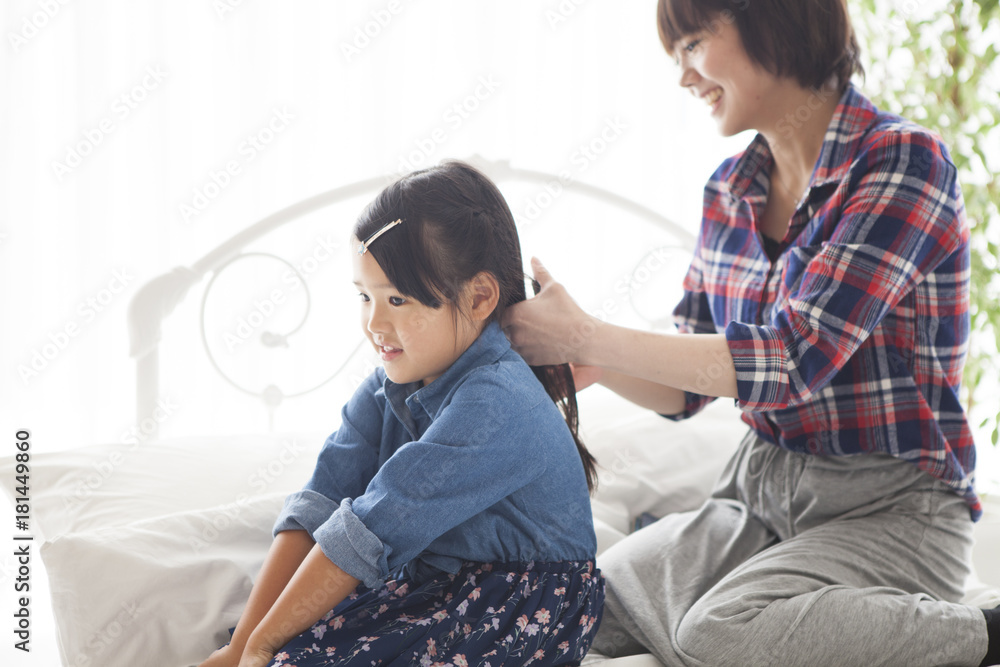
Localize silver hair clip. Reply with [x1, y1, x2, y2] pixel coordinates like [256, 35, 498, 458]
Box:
[357, 218, 402, 255]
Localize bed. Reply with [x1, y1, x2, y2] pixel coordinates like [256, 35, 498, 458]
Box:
[2, 157, 998, 667]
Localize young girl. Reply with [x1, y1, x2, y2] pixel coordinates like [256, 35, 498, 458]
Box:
[199, 160, 604, 667]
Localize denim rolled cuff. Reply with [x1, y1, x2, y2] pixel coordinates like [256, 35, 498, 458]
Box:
[725, 321, 790, 411]
[313, 497, 389, 589]
[273, 490, 340, 537]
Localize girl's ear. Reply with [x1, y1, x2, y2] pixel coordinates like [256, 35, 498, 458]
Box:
[465, 271, 500, 322]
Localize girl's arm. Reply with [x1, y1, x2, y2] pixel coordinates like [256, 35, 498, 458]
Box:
[199, 530, 315, 667]
[238, 544, 360, 667]
[504, 258, 737, 410]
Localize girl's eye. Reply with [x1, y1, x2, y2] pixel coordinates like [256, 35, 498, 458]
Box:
[358, 293, 370, 303]
[389, 296, 406, 306]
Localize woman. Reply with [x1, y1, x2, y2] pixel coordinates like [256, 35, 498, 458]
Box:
[502, 0, 999, 665]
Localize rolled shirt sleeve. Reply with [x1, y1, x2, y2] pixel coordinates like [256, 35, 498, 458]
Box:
[667, 245, 722, 420]
[273, 371, 385, 539]
[726, 131, 963, 412]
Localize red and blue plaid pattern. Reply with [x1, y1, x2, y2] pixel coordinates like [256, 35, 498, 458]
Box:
[672, 85, 981, 520]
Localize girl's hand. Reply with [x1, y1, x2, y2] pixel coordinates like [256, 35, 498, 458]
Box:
[237, 635, 278, 667]
[198, 644, 241, 667]
[503, 257, 597, 366]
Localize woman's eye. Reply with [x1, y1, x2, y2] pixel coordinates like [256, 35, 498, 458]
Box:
[389, 296, 406, 306]
[684, 38, 702, 53]
[358, 293, 370, 302]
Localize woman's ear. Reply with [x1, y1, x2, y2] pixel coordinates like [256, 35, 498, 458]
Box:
[465, 271, 500, 322]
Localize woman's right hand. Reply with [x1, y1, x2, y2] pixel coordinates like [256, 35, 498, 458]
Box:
[503, 257, 597, 367]
[198, 644, 242, 667]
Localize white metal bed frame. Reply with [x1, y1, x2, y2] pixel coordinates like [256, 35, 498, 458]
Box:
[126, 156, 694, 437]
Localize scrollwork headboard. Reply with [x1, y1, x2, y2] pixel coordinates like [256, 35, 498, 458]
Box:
[126, 156, 694, 437]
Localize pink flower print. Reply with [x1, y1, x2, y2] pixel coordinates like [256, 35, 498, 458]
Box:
[433, 610, 449, 621]
[558, 641, 570, 653]
[378, 604, 389, 615]
[470, 587, 481, 600]
[579, 615, 590, 626]
[395, 583, 410, 597]
[273, 652, 289, 662]
[329, 615, 345, 629]
[386, 580, 397, 591]
[426, 638, 438, 656]
[454, 656, 469, 667]
[554, 587, 566, 596]
[325, 647, 336, 655]
[534, 608, 551, 625]
[534, 649, 546, 660]
[525, 623, 540, 637]
[311, 624, 327, 640]
[516, 614, 530, 631]
[463, 623, 472, 636]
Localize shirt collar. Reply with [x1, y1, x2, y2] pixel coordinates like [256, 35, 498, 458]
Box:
[382, 320, 512, 426]
[722, 84, 880, 202]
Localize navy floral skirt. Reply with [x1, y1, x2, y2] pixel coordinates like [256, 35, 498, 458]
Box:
[267, 560, 603, 667]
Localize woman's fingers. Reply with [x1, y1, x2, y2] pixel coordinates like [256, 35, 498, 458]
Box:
[530, 256, 553, 288]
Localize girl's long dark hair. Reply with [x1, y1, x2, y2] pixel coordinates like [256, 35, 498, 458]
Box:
[353, 160, 598, 492]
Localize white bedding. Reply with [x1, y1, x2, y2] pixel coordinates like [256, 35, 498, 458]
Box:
[1, 392, 997, 667]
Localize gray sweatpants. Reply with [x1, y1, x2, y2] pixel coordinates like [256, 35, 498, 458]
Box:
[590, 431, 990, 666]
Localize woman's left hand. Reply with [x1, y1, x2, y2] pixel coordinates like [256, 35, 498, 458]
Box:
[503, 257, 597, 366]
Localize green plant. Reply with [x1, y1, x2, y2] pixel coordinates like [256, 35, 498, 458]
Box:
[853, 0, 1000, 446]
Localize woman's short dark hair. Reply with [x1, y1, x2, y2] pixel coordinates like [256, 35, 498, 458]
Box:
[656, 0, 863, 91]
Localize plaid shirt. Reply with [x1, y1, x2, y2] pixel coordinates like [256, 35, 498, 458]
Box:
[672, 84, 980, 520]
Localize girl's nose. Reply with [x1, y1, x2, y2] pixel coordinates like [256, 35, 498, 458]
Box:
[366, 303, 389, 334]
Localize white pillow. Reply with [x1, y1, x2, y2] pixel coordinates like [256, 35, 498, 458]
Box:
[0, 433, 323, 667]
[582, 392, 747, 540]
